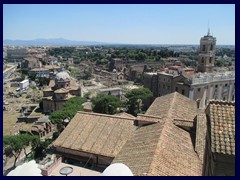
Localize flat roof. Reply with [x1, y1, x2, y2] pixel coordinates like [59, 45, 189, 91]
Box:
[20, 79, 29, 83]
[49, 162, 101, 176]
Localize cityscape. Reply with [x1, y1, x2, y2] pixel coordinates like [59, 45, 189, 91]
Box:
[3, 4, 235, 176]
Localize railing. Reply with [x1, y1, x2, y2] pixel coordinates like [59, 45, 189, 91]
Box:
[191, 72, 235, 85]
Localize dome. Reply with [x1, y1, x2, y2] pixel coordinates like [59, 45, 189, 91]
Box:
[55, 71, 71, 82]
[102, 163, 133, 176]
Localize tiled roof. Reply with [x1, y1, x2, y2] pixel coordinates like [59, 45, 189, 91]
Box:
[137, 114, 164, 123]
[115, 112, 136, 119]
[195, 113, 207, 164]
[113, 121, 202, 176]
[54, 88, 69, 94]
[53, 111, 135, 158]
[206, 100, 235, 155]
[24, 57, 38, 62]
[43, 87, 53, 92]
[145, 92, 197, 126]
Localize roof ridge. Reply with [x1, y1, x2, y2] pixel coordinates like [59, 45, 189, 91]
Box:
[137, 113, 164, 120]
[209, 100, 235, 106]
[76, 111, 136, 120]
[166, 92, 177, 119]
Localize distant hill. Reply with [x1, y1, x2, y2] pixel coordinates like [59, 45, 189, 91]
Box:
[3, 38, 235, 48]
[3, 38, 109, 46]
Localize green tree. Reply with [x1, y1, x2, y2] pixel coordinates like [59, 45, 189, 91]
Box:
[32, 139, 51, 159]
[3, 134, 38, 167]
[92, 95, 122, 115]
[29, 73, 36, 81]
[37, 77, 50, 86]
[21, 68, 30, 75]
[125, 88, 153, 116]
[20, 74, 26, 81]
[49, 96, 87, 130]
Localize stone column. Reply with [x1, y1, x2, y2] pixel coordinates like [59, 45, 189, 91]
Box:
[209, 85, 214, 100]
[189, 88, 194, 100]
[228, 83, 233, 102]
[199, 88, 207, 109]
[204, 86, 209, 106]
[218, 84, 223, 100]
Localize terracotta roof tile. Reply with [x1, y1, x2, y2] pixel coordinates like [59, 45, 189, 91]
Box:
[53, 111, 135, 157]
[206, 100, 235, 155]
[54, 88, 69, 94]
[195, 113, 207, 164]
[145, 92, 197, 127]
[113, 121, 202, 176]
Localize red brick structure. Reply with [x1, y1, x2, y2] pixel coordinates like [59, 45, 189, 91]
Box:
[42, 71, 81, 113]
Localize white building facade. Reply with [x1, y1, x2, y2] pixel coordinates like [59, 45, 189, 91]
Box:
[189, 71, 235, 107]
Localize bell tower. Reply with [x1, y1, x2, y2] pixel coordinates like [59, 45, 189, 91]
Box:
[197, 29, 216, 73]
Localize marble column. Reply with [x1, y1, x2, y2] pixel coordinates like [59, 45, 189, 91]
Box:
[218, 84, 223, 100]
[228, 83, 233, 102]
[209, 85, 214, 100]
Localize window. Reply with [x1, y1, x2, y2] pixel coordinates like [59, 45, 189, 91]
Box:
[163, 85, 165, 89]
[210, 44, 213, 50]
[225, 84, 228, 87]
[182, 90, 185, 95]
[223, 97, 226, 101]
[202, 45, 206, 51]
[61, 85, 63, 88]
[198, 88, 201, 92]
[215, 85, 218, 88]
[209, 57, 212, 63]
[232, 95, 235, 101]
[202, 57, 204, 63]
[175, 87, 178, 91]
[167, 86, 170, 90]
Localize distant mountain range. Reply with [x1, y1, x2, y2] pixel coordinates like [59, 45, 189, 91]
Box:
[3, 38, 109, 46]
[3, 38, 235, 48]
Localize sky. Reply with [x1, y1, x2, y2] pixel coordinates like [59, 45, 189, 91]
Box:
[3, 4, 235, 45]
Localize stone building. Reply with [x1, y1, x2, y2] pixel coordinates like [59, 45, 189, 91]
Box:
[21, 57, 42, 69]
[29, 65, 62, 78]
[144, 72, 191, 98]
[144, 70, 235, 106]
[197, 29, 216, 73]
[189, 71, 235, 106]
[203, 100, 235, 176]
[143, 32, 234, 106]
[7, 48, 28, 62]
[42, 71, 82, 113]
[30, 116, 52, 138]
